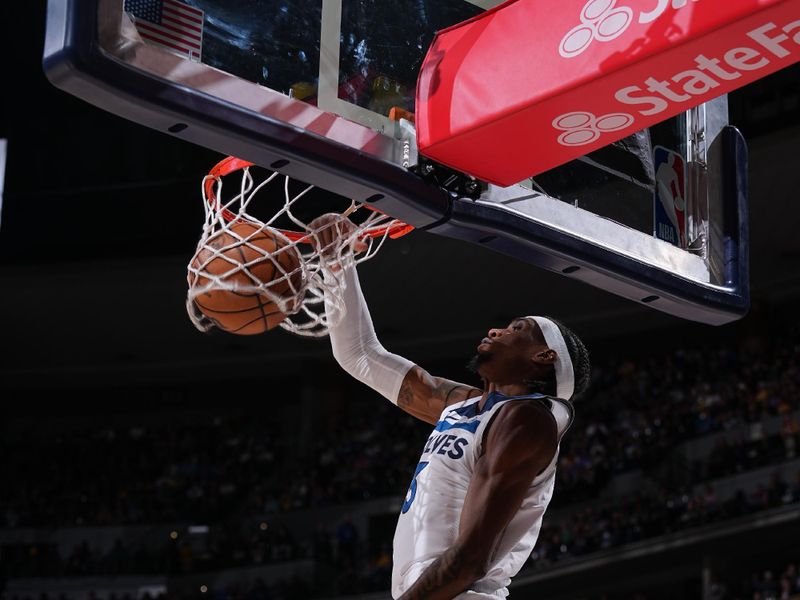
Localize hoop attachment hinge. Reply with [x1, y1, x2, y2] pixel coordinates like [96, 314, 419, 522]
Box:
[414, 157, 484, 201]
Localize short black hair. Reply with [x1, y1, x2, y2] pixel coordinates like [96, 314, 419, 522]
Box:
[527, 316, 591, 401]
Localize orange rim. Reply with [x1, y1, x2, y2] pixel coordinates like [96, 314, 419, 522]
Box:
[204, 156, 414, 242]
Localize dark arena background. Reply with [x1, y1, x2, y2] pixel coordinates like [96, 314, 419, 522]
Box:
[2, 3, 800, 600]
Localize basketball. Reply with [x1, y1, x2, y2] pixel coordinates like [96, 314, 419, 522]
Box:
[189, 221, 303, 335]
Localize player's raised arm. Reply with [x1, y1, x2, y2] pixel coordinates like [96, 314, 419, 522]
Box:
[311, 214, 480, 425]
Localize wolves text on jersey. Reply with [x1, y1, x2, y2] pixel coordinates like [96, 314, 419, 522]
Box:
[422, 432, 469, 460]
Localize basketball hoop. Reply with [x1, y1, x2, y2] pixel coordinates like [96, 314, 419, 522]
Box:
[187, 156, 413, 338]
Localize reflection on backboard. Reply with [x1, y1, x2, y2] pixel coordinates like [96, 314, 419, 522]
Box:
[43, 0, 749, 324]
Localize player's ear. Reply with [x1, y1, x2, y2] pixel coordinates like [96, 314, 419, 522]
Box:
[531, 348, 557, 366]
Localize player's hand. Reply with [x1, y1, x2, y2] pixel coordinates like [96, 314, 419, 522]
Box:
[308, 213, 368, 261]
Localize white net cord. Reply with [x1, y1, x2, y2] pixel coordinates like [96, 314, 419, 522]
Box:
[187, 165, 402, 337]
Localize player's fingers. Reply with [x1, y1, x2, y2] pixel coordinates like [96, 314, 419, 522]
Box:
[309, 213, 365, 259]
[319, 219, 343, 251]
[337, 219, 358, 239]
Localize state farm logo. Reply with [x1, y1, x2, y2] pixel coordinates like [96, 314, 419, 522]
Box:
[553, 111, 634, 146]
[552, 16, 799, 148]
[559, 0, 699, 58]
[560, 0, 633, 58]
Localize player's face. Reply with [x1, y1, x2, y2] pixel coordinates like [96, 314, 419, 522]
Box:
[473, 318, 548, 385]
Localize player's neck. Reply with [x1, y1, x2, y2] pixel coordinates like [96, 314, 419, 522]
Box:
[480, 382, 533, 408]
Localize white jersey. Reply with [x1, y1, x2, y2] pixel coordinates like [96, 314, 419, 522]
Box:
[391, 391, 574, 599]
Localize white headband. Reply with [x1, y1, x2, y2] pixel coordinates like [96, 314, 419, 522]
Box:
[526, 316, 575, 400]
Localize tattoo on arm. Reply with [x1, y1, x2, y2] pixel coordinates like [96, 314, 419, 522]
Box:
[394, 367, 481, 424]
[442, 383, 475, 405]
[398, 545, 475, 600]
[397, 378, 414, 408]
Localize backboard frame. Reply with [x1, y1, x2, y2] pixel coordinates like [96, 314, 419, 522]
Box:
[43, 0, 750, 325]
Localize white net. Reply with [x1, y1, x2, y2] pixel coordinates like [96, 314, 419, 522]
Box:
[187, 162, 407, 337]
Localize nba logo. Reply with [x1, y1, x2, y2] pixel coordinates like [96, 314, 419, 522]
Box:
[653, 146, 687, 249]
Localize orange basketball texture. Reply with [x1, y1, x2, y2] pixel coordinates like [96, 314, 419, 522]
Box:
[189, 222, 303, 334]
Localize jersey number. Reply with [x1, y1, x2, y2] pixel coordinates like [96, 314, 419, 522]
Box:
[401, 461, 429, 514]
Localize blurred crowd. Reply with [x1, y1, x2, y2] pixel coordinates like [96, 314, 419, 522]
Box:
[3, 522, 302, 579]
[5, 544, 799, 600]
[742, 560, 800, 600]
[532, 469, 800, 568]
[4, 578, 313, 600]
[1, 414, 287, 529]
[238, 405, 429, 515]
[554, 333, 800, 505]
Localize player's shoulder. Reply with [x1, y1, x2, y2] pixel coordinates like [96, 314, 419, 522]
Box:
[486, 396, 558, 448]
[481, 398, 559, 470]
[496, 396, 558, 430]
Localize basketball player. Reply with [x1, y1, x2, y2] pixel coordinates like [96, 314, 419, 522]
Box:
[313, 216, 590, 600]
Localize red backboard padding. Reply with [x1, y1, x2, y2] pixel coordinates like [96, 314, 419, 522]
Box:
[416, 0, 800, 186]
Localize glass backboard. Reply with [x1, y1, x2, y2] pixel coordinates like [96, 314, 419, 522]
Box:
[43, 0, 749, 324]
